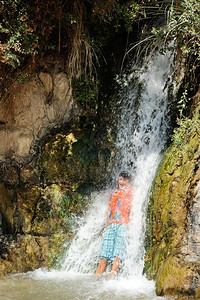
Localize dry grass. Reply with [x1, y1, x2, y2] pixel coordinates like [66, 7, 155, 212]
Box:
[67, 0, 117, 79]
[92, 0, 117, 22]
[67, 1, 92, 78]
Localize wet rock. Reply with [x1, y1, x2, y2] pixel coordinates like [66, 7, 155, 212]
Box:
[0, 183, 16, 234]
[0, 62, 80, 165]
[2, 167, 19, 186]
[146, 96, 200, 297]
[0, 55, 115, 276]
[0, 235, 50, 275]
[16, 186, 41, 233]
[186, 180, 200, 264]
[20, 164, 39, 186]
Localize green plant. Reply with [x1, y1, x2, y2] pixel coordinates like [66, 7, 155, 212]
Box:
[65, 13, 77, 25]
[171, 94, 200, 150]
[0, 0, 59, 67]
[177, 89, 188, 120]
[172, 117, 200, 148]
[123, 0, 199, 74]
[0, 0, 39, 67]
[151, 0, 200, 59]
[17, 72, 33, 84]
[115, 1, 140, 32]
[45, 184, 89, 219]
[72, 74, 99, 110]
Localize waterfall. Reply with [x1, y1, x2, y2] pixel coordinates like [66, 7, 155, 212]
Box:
[114, 51, 173, 276]
[60, 48, 174, 277]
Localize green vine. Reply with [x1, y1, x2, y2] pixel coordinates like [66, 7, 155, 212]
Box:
[151, 0, 200, 60]
[171, 94, 200, 150]
[115, 1, 140, 32]
[72, 74, 99, 110]
[177, 89, 188, 120]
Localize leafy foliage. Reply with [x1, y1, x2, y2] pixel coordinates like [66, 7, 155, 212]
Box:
[0, 0, 57, 67]
[0, 0, 158, 68]
[115, 2, 140, 32]
[177, 89, 188, 119]
[172, 116, 200, 149]
[72, 74, 99, 110]
[46, 184, 88, 219]
[1, 0, 199, 119]
[171, 93, 200, 149]
[151, 0, 200, 60]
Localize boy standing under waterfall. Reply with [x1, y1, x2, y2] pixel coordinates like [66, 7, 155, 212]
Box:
[96, 171, 134, 277]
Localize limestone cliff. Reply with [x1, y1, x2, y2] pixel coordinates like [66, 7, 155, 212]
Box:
[0, 57, 79, 164]
[0, 55, 115, 276]
[146, 88, 200, 298]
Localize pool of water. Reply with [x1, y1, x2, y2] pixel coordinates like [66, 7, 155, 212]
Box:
[0, 270, 173, 300]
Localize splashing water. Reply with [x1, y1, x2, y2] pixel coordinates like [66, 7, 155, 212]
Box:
[61, 190, 110, 273]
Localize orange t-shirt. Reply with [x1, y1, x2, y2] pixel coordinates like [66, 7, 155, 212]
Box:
[107, 187, 134, 227]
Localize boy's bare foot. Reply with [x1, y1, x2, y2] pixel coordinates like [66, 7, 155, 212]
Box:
[96, 258, 107, 275]
[109, 270, 117, 278]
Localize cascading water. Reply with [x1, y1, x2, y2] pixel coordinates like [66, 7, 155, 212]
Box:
[0, 49, 175, 300]
[114, 51, 174, 277]
[60, 48, 174, 279]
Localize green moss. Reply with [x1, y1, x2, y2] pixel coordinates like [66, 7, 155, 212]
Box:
[38, 124, 102, 187]
[156, 256, 194, 295]
[47, 233, 72, 268]
[38, 132, 78, 183]
[31, 183, 89, 236]
[145, 102, 200, 295]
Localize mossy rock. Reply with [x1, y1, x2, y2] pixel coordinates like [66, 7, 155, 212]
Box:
[156, 256, 195, 296]
[17, 186, 41, 233]
[38, 124, 114, 188]
[31, 183, 89, 235]
[145, 100, 200, 296]
[0, 183, 16, 233]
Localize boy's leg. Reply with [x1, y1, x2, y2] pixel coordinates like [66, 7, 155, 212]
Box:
[113, 225, 128, 262]
[110, 256, 121, 277]
[96, 225, 115, 274]
[110, 225, 128, 277]
[96, 258, 107, 274]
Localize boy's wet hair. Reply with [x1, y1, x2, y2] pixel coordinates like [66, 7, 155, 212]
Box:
[119, 171, 132, 182]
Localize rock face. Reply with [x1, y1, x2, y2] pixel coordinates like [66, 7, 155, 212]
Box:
[0, 59, 82, 275]
[0, 180, 87, 276]
[0, 58, 79, 164]
[186, 181, 200, 264]
[0, 125, 114, 276]
[0, 57, 115, 276]
[146, 91, 200, 298]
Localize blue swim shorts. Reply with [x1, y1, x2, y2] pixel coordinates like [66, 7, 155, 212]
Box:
[100, 223, 128, 262]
